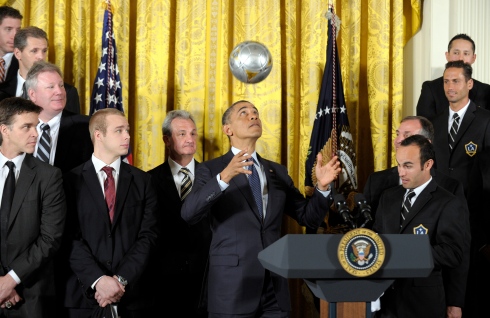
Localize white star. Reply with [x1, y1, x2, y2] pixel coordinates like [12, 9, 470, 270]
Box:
[95, 77, 104, 88]
[116, 81, 121, 90]
[94, 93, 102, 104]
[324, 106, 331, 114]
[98, 63, 106, 73]
[102, 47, 108, 56]
[340, 105, 346, 113]
[317, 109, 323, 118]
[108, 77, 114, 89]
[115, 64, 119, 75]
[109, 94, 117, 105]
[105, 31, 111, 40]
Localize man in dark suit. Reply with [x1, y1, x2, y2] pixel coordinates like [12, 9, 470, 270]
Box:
[0, 26, 81, 114]
[0, 97, 66, 317]
[61, 108, 159, 317]
[147, 109, 210, 317]
[364, 115, 469, 318]
[432, 60, 490, 195]
[181, 100, 341, 317]
[25, 60, 92, 173]
[417, 34, 490, 122]
[0, 6, 22, 84]
[372, 135, 467, 318]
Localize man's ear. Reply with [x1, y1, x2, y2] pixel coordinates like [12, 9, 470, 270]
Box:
[425, 158, 434, 170]
[467, 78, 474, 90]
[222, 124, 232, 136]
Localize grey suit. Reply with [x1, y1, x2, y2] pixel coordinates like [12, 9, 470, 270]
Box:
[181, 151, 331, 315]
[2, 154, 66, 317]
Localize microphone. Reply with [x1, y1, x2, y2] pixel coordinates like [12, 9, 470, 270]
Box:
[333, 194, 355, 229]
[354, 193, 373, 227]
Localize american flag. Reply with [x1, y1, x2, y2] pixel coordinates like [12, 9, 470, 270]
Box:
[304, 6, 357, 233]
[90, 0, 132, 164]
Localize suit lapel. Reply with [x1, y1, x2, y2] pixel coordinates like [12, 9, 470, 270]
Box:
[383, 186, 405, 233]
[9, 155, 37, 228]
[112, 162, 132, 226]
[401, 180, 436, 232]
[82, 161, 112, 227]
[453, 101, 476, 148]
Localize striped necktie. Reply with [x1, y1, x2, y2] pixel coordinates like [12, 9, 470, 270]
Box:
[400, 189, 415, 227]
[37, 124, 51, 163]
[180, 167, 192, 200]
[0, 58, 5, 83]
[449, 113, 460, 151]
[248, 158, 263, 220]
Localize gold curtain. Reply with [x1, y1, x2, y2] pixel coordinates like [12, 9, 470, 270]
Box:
[3, 0, 421, 316]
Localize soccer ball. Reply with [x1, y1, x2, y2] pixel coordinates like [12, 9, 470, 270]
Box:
[229, 41, 273, 84]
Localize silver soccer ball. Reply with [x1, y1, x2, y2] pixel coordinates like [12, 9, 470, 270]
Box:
[229, 41, 273, 84]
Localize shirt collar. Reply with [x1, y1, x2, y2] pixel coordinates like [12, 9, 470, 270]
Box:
[92, 154, 121, 175]
[168, 157, 195, 176]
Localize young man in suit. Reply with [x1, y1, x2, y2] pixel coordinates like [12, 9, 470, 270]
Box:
[364, 115, 469, 318]
[0, 26, 81, 114]
[432, 60, 490, 195]
[61, 108, 159, 317]
[372, 135, 467, 318]
[0, 96, 66, 317]
[147, 110, 210, 317]
[417, 34, 490, 122]
[0, 6, 22, 84]
[181, 100, 341, 317]
[25, 60, 92, 173]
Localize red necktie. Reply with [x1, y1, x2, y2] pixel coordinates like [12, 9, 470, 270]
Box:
[102, 166, 116, 222]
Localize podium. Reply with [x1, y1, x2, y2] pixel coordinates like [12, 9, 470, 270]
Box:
[258, 233, 433, 317]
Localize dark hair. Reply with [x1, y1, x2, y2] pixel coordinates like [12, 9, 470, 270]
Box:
[0, 6, 23, 25]
[444, 60, 473, 81]
[222, 100, 252, 125]
[400, 135, 435, 166]
[0, 97, 42, 145]
[448, 33, 475, 53]
[400, 116, 434, 141]
[14, 26, 48, 51]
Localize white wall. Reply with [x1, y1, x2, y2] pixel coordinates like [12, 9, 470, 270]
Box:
[404, 0, 490, 116]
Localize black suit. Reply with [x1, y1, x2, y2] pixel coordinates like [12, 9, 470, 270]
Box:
[147, 160, 211, 317]
[432, 101, 490, 194]
[465, 149, 490, 317]
[60, 160, 159, 316]
[417, 76, 490, 122]
[1, 155, 66, 317]
[372, 180, 467, 318]
[181, 151, 331, 315]
[52, 110, 93, 173]
[0, 59, 81, 114]
[364, 167, 470, 309]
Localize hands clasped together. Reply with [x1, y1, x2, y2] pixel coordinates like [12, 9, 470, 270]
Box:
[94, 275, 126, 307]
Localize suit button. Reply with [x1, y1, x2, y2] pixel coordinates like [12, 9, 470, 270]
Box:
[106, 260, 112, 266]
[108, 234, 112, 238]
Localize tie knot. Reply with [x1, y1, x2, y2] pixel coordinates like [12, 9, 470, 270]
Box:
[406, 190, 415, 200]
[452, 113, 460, 120]
[101, 166, 114, 177]
[41, 123, 50, 131]
[180, 167, 190, 175]
[5, 161, 15, 171]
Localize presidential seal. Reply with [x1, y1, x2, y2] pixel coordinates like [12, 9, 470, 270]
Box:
[337, 228, 385, 277]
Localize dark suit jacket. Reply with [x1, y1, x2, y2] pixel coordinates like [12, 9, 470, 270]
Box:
[363, 167, 469, 308]
[432, 101, 490, 194]
[147, 160, 210, 317]
[5, 155, 66, 317]
[372, 180, 466, 318]
[417, 76, 490, 121]
[181, 151, 331, 315]
[0, 62, 81, 114]
[61, 160, 159, 311]
[53, 110, 93, 174]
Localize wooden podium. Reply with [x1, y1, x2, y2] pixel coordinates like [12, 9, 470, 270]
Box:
[258, 234, 433, 318]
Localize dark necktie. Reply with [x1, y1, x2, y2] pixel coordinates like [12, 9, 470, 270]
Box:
[102, 166, 116, 223]
[0, 58, 5, 83]
[37, 124, 51, 163]
[400, 189, 415, 227]
[1, 162, 16, 262]
[248, 158, 263, 220]
[449, 113, 460, 151]
[180, 167, 192, 201]
[21, 82, 28, 99]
